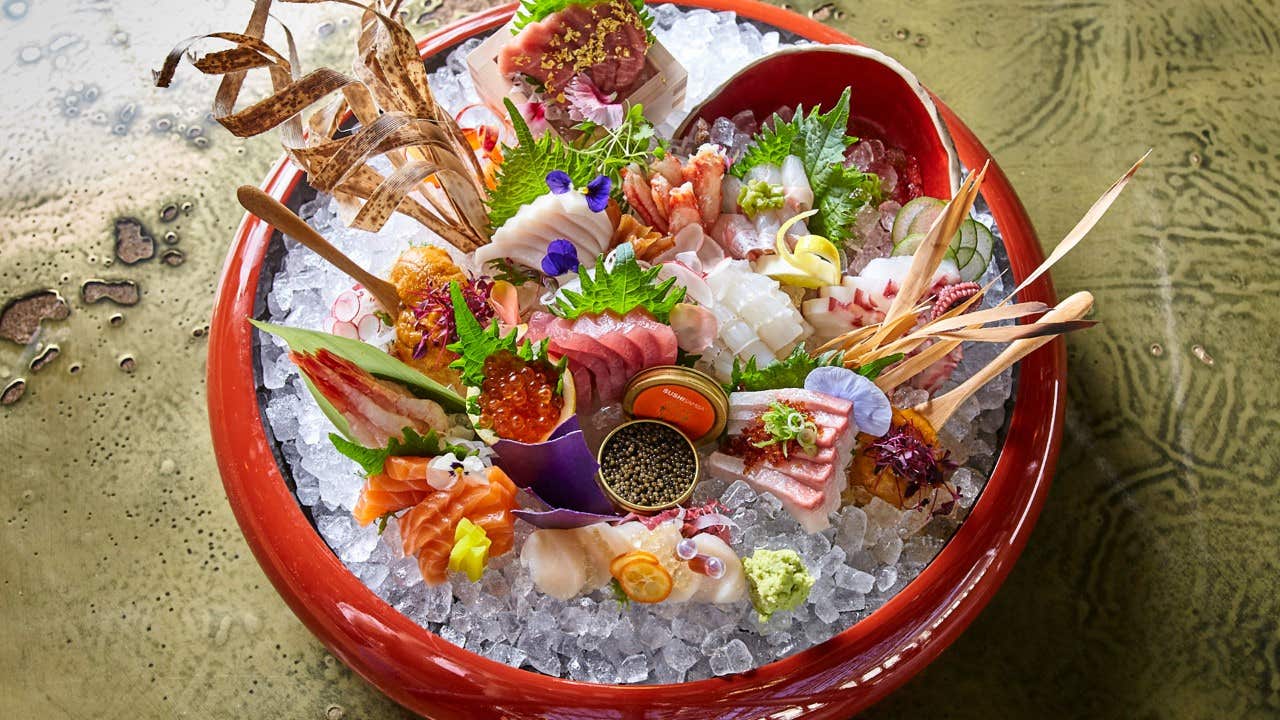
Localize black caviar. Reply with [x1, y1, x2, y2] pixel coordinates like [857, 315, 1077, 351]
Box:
[600, 421, 698, 509]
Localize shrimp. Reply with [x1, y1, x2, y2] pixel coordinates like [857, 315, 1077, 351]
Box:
[667, 182, 702, 235]
[683, 144, 727, 228]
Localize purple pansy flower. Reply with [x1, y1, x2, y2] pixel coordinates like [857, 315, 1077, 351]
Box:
[545, 170, 572, 195]
[541, 238, 580, 276]
[584, 175, 611, 213]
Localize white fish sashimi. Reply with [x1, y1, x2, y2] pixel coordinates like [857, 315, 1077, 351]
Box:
[521, 521, 746, 603]
[520, 529, 588, 601]
[745, 164, 782, 185]
[687, 534, 747, 603]
[780, 155, 813, 212]
[477, 190, 613, 271]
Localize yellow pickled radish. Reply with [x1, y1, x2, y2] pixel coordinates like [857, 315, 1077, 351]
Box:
[759, 209, 842, 288]
[449, 517, 492, 582]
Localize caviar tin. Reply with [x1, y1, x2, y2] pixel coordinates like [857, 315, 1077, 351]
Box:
[596, 418, 701, 513]
[620, 366, 729, 446]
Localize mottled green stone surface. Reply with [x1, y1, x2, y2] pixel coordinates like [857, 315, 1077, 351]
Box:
[1, 1, 1276, 718]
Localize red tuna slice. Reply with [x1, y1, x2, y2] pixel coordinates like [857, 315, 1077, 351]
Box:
[550, 332, 624, 406]
[498, 0, 649, 97]
[525, 312, 595, 408]
[572, 313, 645, 377]
[624, 311, 678, 368]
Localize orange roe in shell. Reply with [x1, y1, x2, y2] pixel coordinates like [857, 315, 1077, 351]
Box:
[478, 351, 564, 443]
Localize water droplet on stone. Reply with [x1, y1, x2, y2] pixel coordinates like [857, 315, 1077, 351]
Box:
[109, 313, 124, 327]
[161, 249, 185, 266]
[1192, 344, 1214, 366]
[113, 217, 156, 264]
[913, 34, 929, 47]
[162, 231, 179, 245]
[180, 201, 193, 214]
[30, 344, 60, 372]
[82, 279, 140, 306]
[895, 27, 910, 40]
[1188, 152, 1201, 167]
[160, 204, 179, 223]
[1, 378, 26, 406]
[118, 355, 136, 373]
[68, 363, 82, 375]
[326, 705, 345, 720]
[192, 136, 210, 149]
[807, 3, 843, 21]
[192, 326, 206, 338]
[1, 289, 71, 344]
[160, 458, 176, 474]
[1149, 342, 1163, 356]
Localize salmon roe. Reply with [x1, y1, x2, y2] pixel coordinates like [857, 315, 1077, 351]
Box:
[478, 351, 564, 443]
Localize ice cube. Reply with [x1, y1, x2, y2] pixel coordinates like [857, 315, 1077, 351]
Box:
[662, 640, 699, 672]
[874, 565, 898, 592]
[720, 480, 757, 510]
[619, 654, 649, 683]
[709, 638, 754, 676]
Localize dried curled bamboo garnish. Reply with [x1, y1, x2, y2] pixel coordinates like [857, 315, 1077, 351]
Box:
[154, 0, 491, 251]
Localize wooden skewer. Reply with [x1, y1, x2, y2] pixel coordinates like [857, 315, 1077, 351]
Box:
[913, 291, 1095, 428]
[237, 185, 401, 315]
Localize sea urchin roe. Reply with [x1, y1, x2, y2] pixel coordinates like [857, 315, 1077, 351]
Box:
[599, 420, 698, 510]
[477, 351, 563, 443]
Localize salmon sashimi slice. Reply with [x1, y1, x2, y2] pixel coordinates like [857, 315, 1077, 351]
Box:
[397, 467, 520, 585]
[352, 471, 434, 526]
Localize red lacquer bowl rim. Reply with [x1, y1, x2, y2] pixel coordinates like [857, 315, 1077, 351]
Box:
[208, 2, 1063, 717]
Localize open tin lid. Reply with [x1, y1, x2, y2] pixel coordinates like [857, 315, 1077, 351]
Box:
[620, 365, 729, 445]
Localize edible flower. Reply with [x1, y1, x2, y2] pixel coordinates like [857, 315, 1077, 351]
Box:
[544, 170, 612, 213]
[448, 517, 492, 582]
[743, 548, 814, 622]
[755, 209, 842, 288]
[563, 74, 625, 129]
[540, 238, 581, 276]
[803, 365, 893, 436]
[517, 99, 549, 136]
[737, 178, 785, 217]
[753, 401, 818, 457]
[866, 421, 957, 504]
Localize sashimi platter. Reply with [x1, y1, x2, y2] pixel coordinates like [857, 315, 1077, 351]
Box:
[163, 0, 1143, 684]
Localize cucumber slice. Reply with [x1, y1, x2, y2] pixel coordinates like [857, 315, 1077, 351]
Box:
[907, 203, 945, 237]
[892, 232, 928, 257]
[955, 220, 997, 282]
[891, 197, 943, 245]
[952, 219, 978, 268]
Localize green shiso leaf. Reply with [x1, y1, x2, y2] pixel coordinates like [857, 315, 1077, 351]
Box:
[512, 0, 654, 41]
[731, 88, 882, 242]
[550, 246, 685, 322]
[446, 280, 549, 386]
[250, 319, 466, 413]
[486, 99, 658, 233]
[855, 352, 905, 381]
[727, 345, 843, 392]
[330, 427, 475, 479]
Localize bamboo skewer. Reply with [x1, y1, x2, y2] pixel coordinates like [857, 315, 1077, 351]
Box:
[237, 185, 401, 314]
[912, 291, 1094, 428]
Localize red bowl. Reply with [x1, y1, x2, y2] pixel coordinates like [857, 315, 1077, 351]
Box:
[678, 44, 962, 199]
[208, 2, 1063, 718]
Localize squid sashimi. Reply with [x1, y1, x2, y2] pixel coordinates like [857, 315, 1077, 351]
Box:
[399, 466, 519, 584]
[291, 349, 448, 447]
[475, 189, 613, 271]
[698, 260, 812, 381]
[520, 520, 746, 603]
